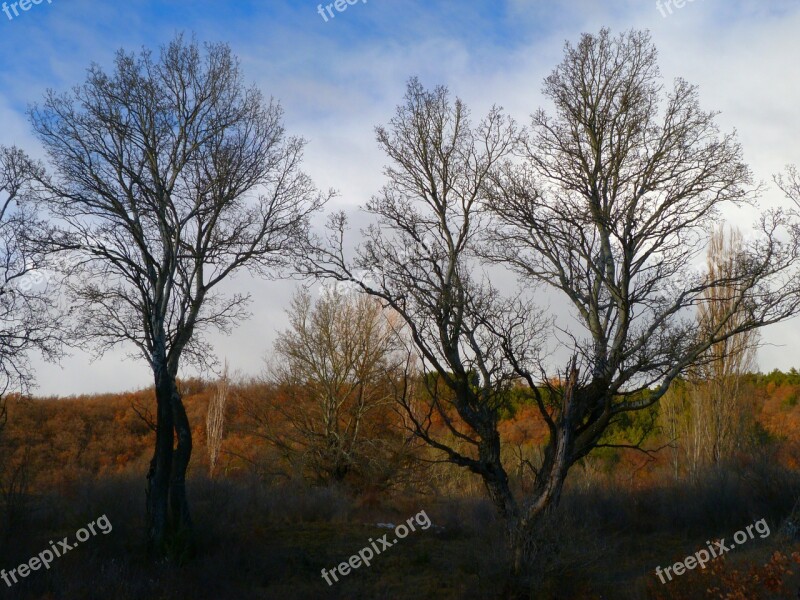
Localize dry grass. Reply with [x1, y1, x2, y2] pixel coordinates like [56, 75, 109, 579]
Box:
[0, 461, 798, 599]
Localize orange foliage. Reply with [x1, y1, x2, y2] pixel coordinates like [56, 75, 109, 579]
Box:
[3, 370, 800, 494]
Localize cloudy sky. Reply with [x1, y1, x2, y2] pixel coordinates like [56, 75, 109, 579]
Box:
[1, 0, 799, 396]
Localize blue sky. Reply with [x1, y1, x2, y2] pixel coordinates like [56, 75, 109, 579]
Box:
[1, 0, 799, 395]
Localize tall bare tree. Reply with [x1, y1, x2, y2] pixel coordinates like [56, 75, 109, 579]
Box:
[28, 35, 326, 555]
[486, 28, 800, 572]
[693, 226, 759, 465]
[659, 379, 687, 480]
[0, 147, 61, 532]
[659, 227, 760, 479]
[0, 146, 60, 409]
[308, 80, 552, 577]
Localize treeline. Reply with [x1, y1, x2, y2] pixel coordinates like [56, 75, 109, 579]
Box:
[2, 366, 799, 499]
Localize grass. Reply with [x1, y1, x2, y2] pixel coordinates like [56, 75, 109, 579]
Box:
[0, 460, 799, 599]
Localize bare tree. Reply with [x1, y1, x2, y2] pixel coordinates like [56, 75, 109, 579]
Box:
[308, 80, 553, 577]
[0, 146, 60, 410]
[659, 227, 759, 479]
[0, 147, 61, 535]
[206, 361, 230, 479]
[658, 379, 686, 480]
[250, 288, 407, 485]
[777, 165, 800, 210]
[486, 28, 800, 572]
[28, 35, 327, 555]
[693, 226, 759, 465]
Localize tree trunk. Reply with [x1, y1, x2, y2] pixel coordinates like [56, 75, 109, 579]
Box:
[146, 352, 195, 560]
[506, 366, 576, 581]
[146, 363, 175, 556]
[169, 387, 195, 559]
[507, 481, 565, 578]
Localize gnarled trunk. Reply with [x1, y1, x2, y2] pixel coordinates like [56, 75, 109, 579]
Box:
[506, 363, 577, 579]
[146, 362, 175, 556]
[170, 388, 194, 555]
[146, 354, 194, 559]
[507, 471, 568, 578]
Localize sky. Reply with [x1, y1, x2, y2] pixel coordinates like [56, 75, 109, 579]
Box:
[1, 0, 799, 396]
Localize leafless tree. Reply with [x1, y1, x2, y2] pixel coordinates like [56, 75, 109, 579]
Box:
[485, 29, 800, 572]
[308, 80, 552, 577]
[27, 35, 327, 555]
[777, 165, 800, 208]
[659, 380, 686, 480]
[206, 361, 230, 479]
[659, 226, 759, 479]
[0, 147, 61, 534]
[693, 226, 759, 465]
[249, 288, 408, 485]
[0, 146, 61, 417]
